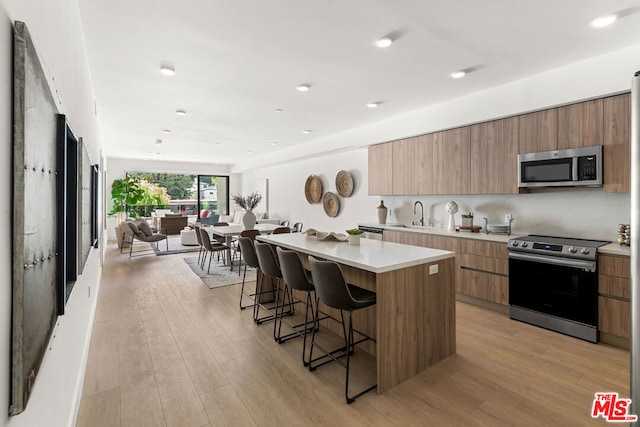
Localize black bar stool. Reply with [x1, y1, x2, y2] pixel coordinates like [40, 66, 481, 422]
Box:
[307, 256, 377, 404]
[237, 236, 260, 310]
[254, 242, 289, 327]
[276, 247, 327, 365]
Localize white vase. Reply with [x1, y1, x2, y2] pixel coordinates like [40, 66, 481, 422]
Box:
[348, 234, 361, 245]
[242, 210, 256, 230]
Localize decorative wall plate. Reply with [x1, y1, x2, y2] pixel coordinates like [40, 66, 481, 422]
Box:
[304, 175, 323, 204]
[323, 192, 340, 217]
[335, 170, 353, 197]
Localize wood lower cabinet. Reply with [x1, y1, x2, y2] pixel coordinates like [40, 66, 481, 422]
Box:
[368, 142, 393, 195]
[458, 239, 509, 306]
[384, 230, 509, 306]
[598, 254, 630, 339]
[603, 93, 631, 193]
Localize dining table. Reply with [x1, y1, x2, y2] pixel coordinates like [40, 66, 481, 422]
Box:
[203, 223, 280, 266]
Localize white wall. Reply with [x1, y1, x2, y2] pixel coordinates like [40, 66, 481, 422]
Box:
[0, 1, 103, 426]
[242, 148, 377, 232]
[105, 157, 241, 239]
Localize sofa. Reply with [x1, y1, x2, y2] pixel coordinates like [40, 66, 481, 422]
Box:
[159, 214, 188, 235]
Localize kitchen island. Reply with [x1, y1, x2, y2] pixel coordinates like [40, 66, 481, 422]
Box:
[257, 232, 456, 393]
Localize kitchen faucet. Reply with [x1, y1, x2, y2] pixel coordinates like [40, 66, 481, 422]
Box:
[413, 201, 424, 226]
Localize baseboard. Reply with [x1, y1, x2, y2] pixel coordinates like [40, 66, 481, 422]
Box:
[455, 294, 508, 315]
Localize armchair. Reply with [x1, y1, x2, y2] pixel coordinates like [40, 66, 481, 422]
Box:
[159, 214, 188, 235]
[120, 221, 167, 256]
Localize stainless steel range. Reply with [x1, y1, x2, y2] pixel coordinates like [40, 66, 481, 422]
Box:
[508, 235, 609, 343]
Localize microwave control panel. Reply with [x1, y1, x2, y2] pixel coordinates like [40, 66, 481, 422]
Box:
[578, 155, 597, 180]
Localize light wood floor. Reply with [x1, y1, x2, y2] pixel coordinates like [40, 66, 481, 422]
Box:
[77, 244, 630, 426]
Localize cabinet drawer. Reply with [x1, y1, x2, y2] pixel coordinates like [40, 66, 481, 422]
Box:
[460, 253, 508, 275]
[459, 268, 508, 306]
[598, 296, 630, 339]
[598, 255, 630, 278]
[460, 239, 507, 260]
[599, 274, 631, 300]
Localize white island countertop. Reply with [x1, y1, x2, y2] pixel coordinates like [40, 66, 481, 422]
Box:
[257, 232, 455, 274]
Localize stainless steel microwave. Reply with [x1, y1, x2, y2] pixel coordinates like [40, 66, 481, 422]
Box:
[517, 145, 603, 188]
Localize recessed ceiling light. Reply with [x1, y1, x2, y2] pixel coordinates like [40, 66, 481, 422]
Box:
[162, 129, 171, 134]
[375, 37, 393, 48]
[302, 130, 313, 134]
[247, 151, 253, 154]
[160, 63, 175, 76]
[297, 84, 310, 92]
[366, 102, 379, 108]
[269, 141, 278, 146]
[450, 71, 466, 79]
[591, 14, 617, 28]
[215, 142, 221, 145]
[275, 108, 283, 112]
[155, 139, 162, 144]
[176, 109, 186, 116]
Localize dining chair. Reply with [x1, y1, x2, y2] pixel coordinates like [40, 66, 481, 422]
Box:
[194, 224, 205, 267]
[273, 226, 291, 234]
[307, 256, 377, 404]
[198, 228, 231, 273]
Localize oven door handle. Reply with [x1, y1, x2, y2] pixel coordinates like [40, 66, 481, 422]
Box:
[508, 251, 596, 271]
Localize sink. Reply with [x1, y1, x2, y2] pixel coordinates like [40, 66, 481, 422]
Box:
[391, 224, 433, 229]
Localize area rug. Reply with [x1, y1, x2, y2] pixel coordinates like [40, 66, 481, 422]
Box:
[184, 256, 257, 289]
[152, 234, 201, 256]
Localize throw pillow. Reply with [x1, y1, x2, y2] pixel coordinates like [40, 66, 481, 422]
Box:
[135, 220, 153, 237]
[200, 209, 209, 219]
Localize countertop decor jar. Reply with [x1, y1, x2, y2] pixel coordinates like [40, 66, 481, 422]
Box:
[377, 201, 388, 224]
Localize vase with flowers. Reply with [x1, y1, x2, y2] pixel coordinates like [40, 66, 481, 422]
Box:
[231, 191, 263, 229]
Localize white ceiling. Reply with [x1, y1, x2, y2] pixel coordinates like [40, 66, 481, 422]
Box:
[77, 0, 640, 166]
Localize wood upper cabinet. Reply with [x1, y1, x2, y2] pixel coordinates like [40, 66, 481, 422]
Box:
[557, 99, 603, 149]
[368, 142, 393, 195]
[470, 117, 519, 194]
[603, 93, 631, 193]
[392, 135, 433, 195]
[432, 127, 470, 194]
[392, 138, 413, 195]
[518, 108, 558, 153]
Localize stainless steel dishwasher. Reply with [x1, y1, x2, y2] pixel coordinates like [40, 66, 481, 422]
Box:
[358, 226, 383, 241]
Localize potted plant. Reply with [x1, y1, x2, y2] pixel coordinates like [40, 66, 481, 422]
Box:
[108, 177, 145, 248]
[461, 212, 474, 227]
[108, 177, 145, 219]
[346, 228, 364, 245]
[231, 191, 263, 229]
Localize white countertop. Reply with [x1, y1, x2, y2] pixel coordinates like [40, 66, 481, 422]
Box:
[361, 222, 630, 258]
[358, 223, 519, 243]
[598, 243, 631, 257]
[256, 232, 455, 274]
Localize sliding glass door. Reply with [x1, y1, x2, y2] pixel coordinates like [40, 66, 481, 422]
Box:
[197, 175, 229, 218]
